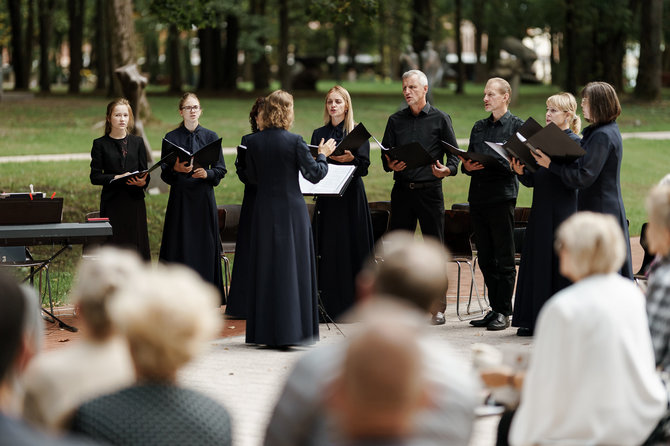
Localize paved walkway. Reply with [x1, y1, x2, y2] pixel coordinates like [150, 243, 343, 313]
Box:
[178, 315, 527, 446]
[1, 131, 669, 164]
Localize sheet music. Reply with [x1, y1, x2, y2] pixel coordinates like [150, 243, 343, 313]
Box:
[299, 164, 357, 196]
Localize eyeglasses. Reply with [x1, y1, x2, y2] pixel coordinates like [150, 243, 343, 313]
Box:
[181, 105, 200, 111]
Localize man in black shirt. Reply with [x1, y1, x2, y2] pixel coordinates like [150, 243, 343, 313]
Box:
[381, 70, 459, 325]
[461, 77, 523, 331]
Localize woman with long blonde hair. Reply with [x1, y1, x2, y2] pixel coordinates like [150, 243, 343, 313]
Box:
[310, 85, 374, 320]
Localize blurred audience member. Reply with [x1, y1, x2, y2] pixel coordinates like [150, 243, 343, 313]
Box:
[264, 231, 479, 446]
[23, 248, 137, 431]
[70, 263, 231, 446]
[0, 271, 99, 445]
[645, 184, 670, 373]
[504, 212, 667, 446]
[326, 322, 426, 444]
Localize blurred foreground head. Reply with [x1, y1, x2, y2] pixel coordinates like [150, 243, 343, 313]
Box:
[357, 231, 450, 312]
[555, 211, 625, 281]
[110, 263, 222, 382]
[0, 272, 32, 385]
[327, 322, 425, 440]
[71, 247, 145, 340]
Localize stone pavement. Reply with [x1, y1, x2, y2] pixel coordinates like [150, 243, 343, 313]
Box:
[177, 238, 644, 446]
[178, 314, 528, 446]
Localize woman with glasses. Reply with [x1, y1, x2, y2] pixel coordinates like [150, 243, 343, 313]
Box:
[89, 98, 151, 260]
[509, 93, 581, 336]
[532, 82, 633, 279]
[159, 93, 227, 302]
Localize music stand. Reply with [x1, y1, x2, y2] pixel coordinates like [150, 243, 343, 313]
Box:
[300, 165, 357, 336]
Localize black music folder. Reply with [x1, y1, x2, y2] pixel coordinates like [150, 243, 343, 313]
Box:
[372, 135, 434, 170]
[307, 123, 373, 158]
[524, 122, 585, 163]
[110, 151, 176, 184]
[489, 118, 585, 173]
[162, 137, 223, 169]
[489, 117, 544, 172]
[441, 140, 507, 171]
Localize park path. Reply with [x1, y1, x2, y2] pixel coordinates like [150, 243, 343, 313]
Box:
[1, 131, 669, 164]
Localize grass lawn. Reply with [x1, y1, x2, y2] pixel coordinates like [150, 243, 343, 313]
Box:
[1, 81, 669, 303]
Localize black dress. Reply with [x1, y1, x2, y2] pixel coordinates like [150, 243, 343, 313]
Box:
[159, 124, 227, 301]
[512, 129, 581, 331]
[224, 134, 255, 319]
[90, 134, 151, 260]
[548, 121, 633, 279]
[243, 127, 328, 347]
[310, 122, 374, 321]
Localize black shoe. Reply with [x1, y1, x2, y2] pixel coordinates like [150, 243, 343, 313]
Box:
[469, 311, 497, 327]
[486, 313, 510, 331]
[516, 327, 533, 337]
[431, 311, 446, 325]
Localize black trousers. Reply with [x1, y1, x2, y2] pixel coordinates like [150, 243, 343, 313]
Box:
[470, 200, 516, 316]
[389, 181, 444, 243]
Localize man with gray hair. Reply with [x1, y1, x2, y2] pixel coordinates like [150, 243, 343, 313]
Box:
[381, 69, 460, 325]
[264, 231, 480, 446]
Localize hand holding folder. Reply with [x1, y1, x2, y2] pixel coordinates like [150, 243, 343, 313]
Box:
[372, 135, 435, 170]
[162, 137, 223, 170]
[308, 123, 372, 158]
[487, 117, 585, 173]
[110, 151, 176, 184]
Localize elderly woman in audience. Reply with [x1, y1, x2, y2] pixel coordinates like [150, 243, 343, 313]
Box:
[22, 248, 137, 431]
[70, 263, 231, 446]
[491, 212, 668, 446]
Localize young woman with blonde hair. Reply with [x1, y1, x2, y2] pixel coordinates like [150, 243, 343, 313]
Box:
[510, 92, 581, 336]
[310, 85, 374, 320]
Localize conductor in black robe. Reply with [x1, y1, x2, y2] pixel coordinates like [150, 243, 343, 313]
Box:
[159, 93, 227, 301]
[242, 90, 335, 348]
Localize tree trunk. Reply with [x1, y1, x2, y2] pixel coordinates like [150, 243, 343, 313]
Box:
[250, 0, 269, 91]
[332, 27, 342, 82]
[38, 0, 56, 92]
[8, 0, 27, 89]
[278, 0, 290, 89]
[25, 0, 35, 88]
[471, 0, 486, 82]
[107, 0, 135, 96]
[198, 27, 216, 90]
[634, 0, 663, 101]
[93, 0, 109, 91]
[223, 14, 239, 90]
[454, 0, 464, 94]
[411, 0, 431, 67]
[68, 0, 84, 93]
[563, 0, 577, 94]
[167, 24, 182, 93]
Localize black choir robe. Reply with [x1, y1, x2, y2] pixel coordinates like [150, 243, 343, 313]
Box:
[159, 124, 227, 301]
[243, 127, 328, 347]
[90, 134, 151, 260]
